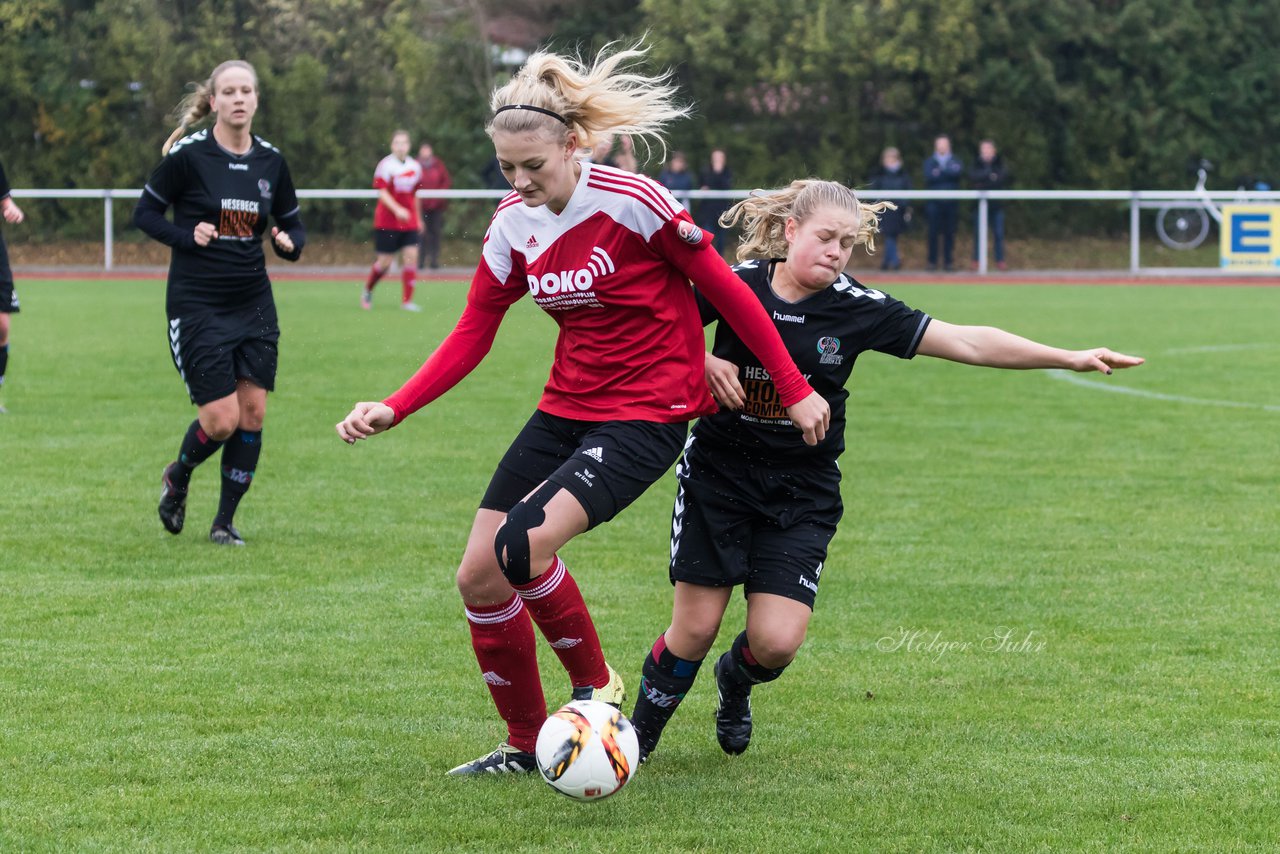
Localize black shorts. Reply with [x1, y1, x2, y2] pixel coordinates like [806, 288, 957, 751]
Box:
[668, 434, 843, 609]
[0, 232, 16, 313]
[374, 229, 419, 254]
[168, 299, 279, 406]
[480, 410, 688, 530]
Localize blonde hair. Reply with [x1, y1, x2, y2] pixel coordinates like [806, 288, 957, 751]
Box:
[720, 179, 894, 261]
[486, 41, 687, 164]
[162, 60, 258, 155]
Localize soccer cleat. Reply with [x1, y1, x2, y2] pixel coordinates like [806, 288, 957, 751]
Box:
[447, 742, 537, 776]
[400, 301, 422, 312]
[360, 289, 373, 310]
[209, 524, 246, 546]
[571, 663, 626, 710]
[158, 462, 187, 535]
[713, 653, 753, 755]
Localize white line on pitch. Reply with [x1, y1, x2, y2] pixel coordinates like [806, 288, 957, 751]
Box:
[1048, 371, 1280, 413]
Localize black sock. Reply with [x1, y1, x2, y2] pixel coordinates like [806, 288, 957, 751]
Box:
[213, 429, 262, 528]
[629, 634, 703, 757]
[171, 419, 224, 492]
[0, 343, 8, 389]
[721, 631, 788, 690]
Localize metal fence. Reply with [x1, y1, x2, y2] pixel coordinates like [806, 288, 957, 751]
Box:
[10, 187, 1280, 275]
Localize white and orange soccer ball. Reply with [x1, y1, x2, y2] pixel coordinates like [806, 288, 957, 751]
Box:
[535, 699, 640, 801]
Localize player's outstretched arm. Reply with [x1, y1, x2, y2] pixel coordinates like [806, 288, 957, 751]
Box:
[917, 320, 1144, 374]
[336, 402, 396, 444]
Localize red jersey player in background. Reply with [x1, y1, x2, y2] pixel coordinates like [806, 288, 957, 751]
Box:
[336, 42, 830, 775]
[362, 130, 423, 311]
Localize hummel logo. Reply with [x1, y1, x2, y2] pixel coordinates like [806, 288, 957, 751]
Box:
[583, 447, 603, 463]
[482, 671, 511, 686]
[549, 637, 582, 649]
[526, 234, 539, 248]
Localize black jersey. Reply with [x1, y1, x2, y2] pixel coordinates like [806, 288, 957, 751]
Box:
[694, 259, 931, 462]
[140, 130, 301, 314]
[0, 158, 11, 201]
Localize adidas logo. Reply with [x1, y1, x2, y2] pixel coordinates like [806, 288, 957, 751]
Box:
[583, 447, 603, 463]
[481, 671, 512, 687]
[526, 234, 539, 249]
[549, 637, 582, 649]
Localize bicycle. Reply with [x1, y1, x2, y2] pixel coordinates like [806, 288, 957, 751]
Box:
[1156, 158, 1218, 250]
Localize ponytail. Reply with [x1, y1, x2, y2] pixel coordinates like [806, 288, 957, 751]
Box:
[487, 41, 687, 165]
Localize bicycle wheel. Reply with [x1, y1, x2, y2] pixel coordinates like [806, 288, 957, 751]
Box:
[1156, 205, 1211, 249]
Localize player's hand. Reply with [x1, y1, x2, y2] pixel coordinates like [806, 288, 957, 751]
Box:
[786, 391, 830, 446]
[394, 205, 412, 223]
[1, 198, 24, 224]
[336, 401, 396, 444]
[271, 226, 294, 253]
[194, 221, 218, 246]
[1067, 348, 1145, 375]
[705, 353, 744, 410]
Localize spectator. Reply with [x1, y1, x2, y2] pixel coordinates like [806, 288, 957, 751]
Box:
[658, 150, 695, 209]
[698, 148, 733, 253]
[868, 147, 910, 271]
[481, 156, 510, 190]
[922, 134, 963, 272]
[587, 137, 617, 167]
[613, 135, 638, 173]
[969, 139, 1011, 270]
[415, 142, 452, 270]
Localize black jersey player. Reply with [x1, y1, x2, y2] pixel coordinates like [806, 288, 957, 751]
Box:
[0, 157, 25, 413]
[134, 60, 305, 546]
[629, 179, 1144, 761]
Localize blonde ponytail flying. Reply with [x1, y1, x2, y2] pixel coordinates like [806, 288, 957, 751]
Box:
[720, 179, 894, 261]
[161, 60, 258, 154]
[487, 41, 688, 164]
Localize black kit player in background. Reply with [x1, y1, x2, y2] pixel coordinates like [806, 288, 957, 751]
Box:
[0, 157, 26, 414]
[134, 60, 305, 546]
[629, 179, 1144, 762]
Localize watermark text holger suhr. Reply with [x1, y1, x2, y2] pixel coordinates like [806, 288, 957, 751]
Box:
[877, 627, 1047, 662]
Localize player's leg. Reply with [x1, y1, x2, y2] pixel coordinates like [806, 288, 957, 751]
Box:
[363, 230, 397, 307]
[503, 419, 687, 708]
[207, 378, 266, 545]
[398, 239, 420, 310]
[0, 311, 10, 411]
[631, 582, 731, 762]
[426, 212, 444, 268]
[158, 312, 239, 534]
[449, 411, 588, 774]
[631, 437, 751, 761]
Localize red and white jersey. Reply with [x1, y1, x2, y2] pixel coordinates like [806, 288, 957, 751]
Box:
[475, 161, 720, 422]
[372, 154, 423, 231]
[381, 161, 812, 428]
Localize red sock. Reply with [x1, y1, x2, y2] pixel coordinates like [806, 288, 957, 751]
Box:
[465, 594, 545, 753]
[515, 556, 609, 690]
[401, 267, 416, 303]
[364, 263, 386, 291]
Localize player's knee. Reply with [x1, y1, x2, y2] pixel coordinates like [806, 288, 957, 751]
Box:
[238, 403, 265, 432]
[670, 622, 720, 660]
[456, 557, 503, 600]
[746, 630, 804, 670]
[493, 483, 560, 586]
[202, 413, 239, 442]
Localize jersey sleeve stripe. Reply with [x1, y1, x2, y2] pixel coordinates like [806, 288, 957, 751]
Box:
[278, 205, 301, 218]
[587, 170, 678, 220]
[906, 314, 932, 356]
[143, 184, 170, 204]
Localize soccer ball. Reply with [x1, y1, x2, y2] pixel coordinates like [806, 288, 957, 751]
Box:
[535, 699, 640, 801]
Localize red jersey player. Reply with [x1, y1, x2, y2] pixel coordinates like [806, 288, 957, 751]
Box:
[336, 44, 830, 775]
[362, 130, 424, 311]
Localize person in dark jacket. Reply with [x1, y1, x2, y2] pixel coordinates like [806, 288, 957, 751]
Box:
[659, 150, 695, 210]
[922, 134, 963, 271]
[969, 139, 1011, 269]
[698, 148, 734, 253]
[868, 147, 911, 270]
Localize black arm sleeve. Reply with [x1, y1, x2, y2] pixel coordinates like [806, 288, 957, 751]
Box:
[133, 190, 195, 250]
[269, 207, 305, 262]
[268, 158, 304, 261]
[0, 159, 10, 199]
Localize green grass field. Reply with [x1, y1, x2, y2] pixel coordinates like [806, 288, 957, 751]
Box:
[1, 276, 1277, 852]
